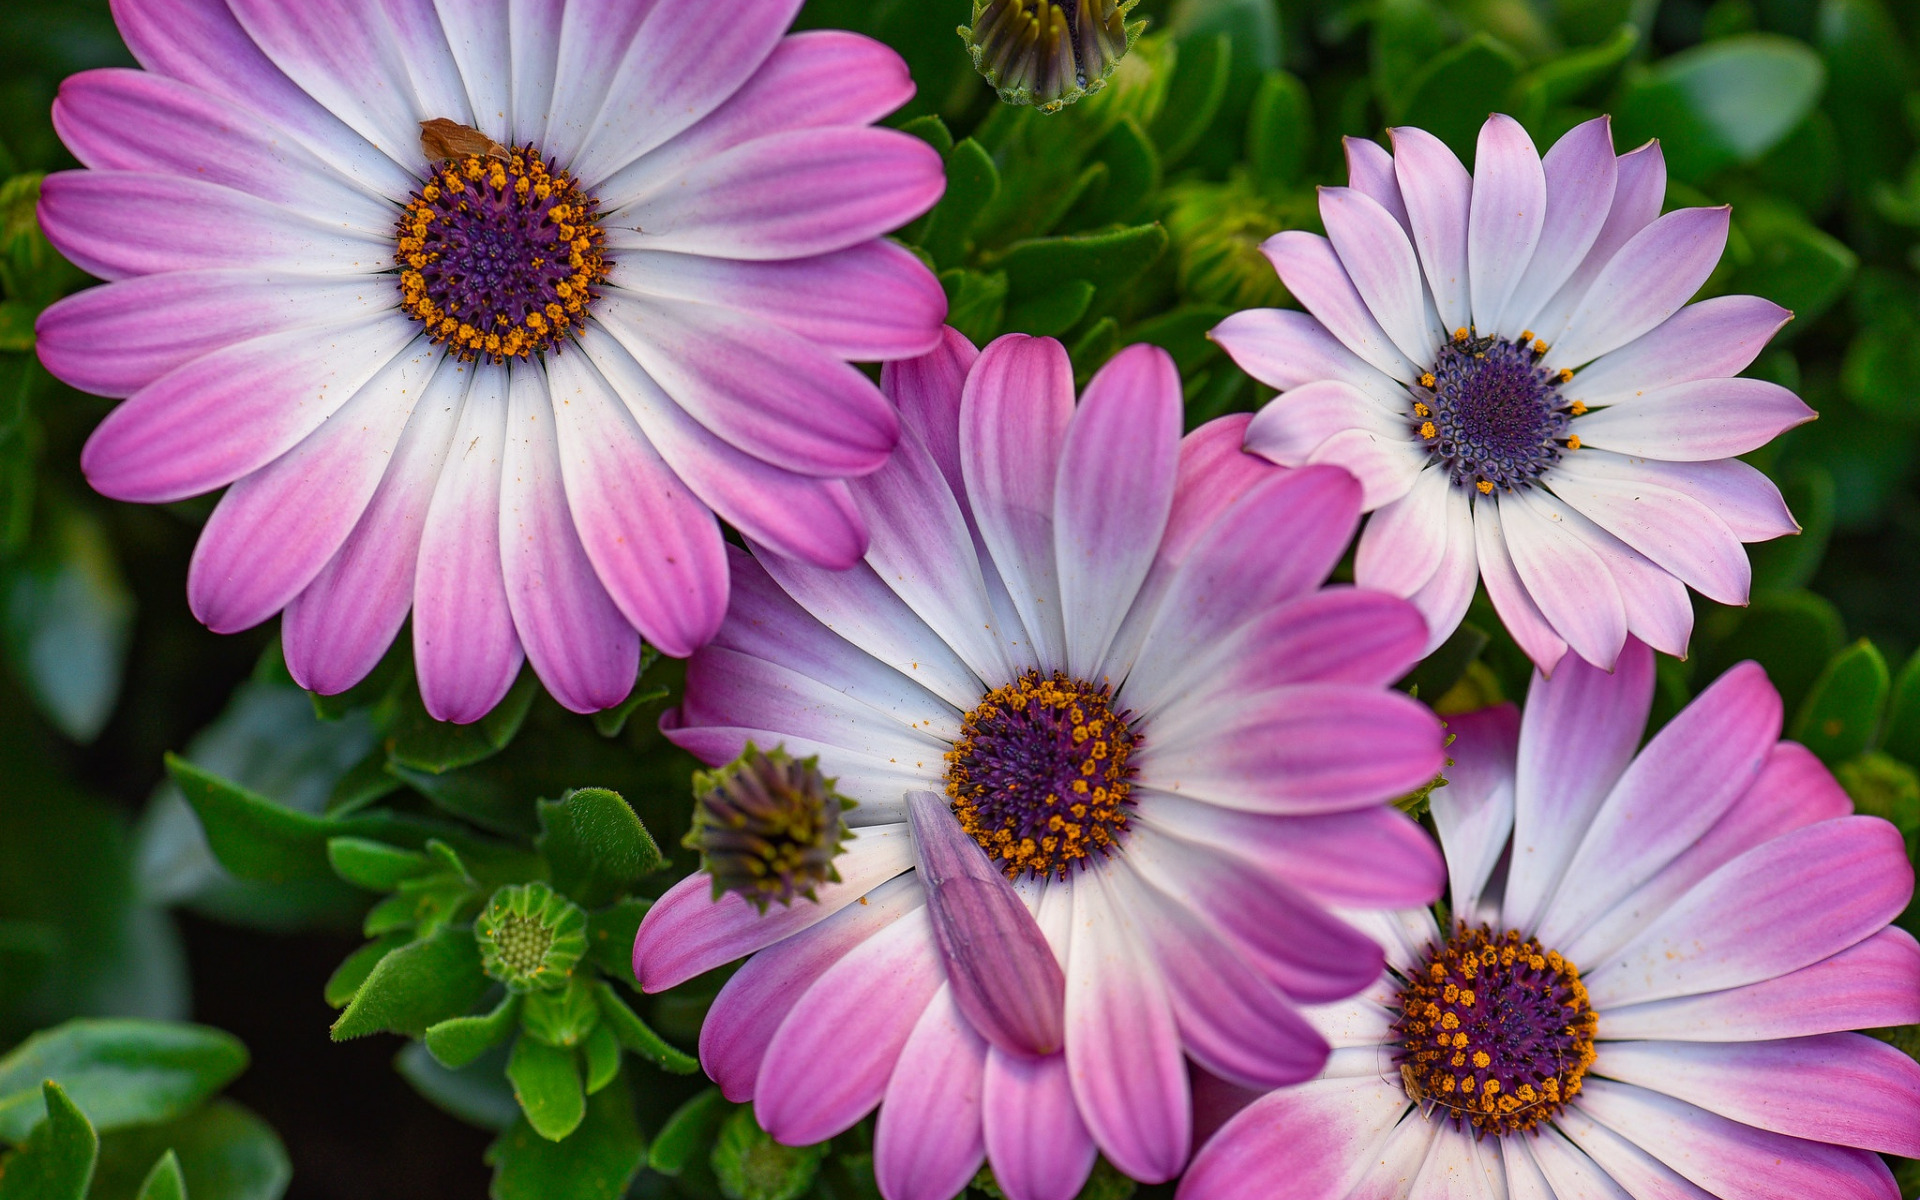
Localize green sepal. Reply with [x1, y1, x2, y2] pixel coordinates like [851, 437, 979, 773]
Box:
[648, 1088, 730, 1177]
[331, 926, 489, 1041]
[327, 837, 432, 891]
[536, 788, 661, 909]
[591, 981, 697, 1074]
[0, 1020, 247, 1143]
[323, 934, 408, 1010]
[582, 1024, 621, 1096]
[505, 1037, 584, 1142]
[134, 1150, 188, 1200]
[0, 1082, 97, 1200]
[1792, 639, 1891, 765]
[425, 993, 523, 1069]
[522, 976, 601, 1049]
[711, 1104, 825, 1200]
[486, 1069, 645, 1199]
[585, 898, 649, 979]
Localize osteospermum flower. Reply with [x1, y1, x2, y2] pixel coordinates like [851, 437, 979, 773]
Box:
[633, 330, 1450, 1200]
[1213, 114, 1813, 672]
[35, 0, 948, 720]
[1181, 640, 1920, 1200]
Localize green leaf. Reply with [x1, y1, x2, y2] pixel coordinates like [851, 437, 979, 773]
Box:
[591, 982, 697, 1075]
[1399, 623, 1491, 702]
[1842, 315, 1920, 425]
[648, 1088, 730, 1177]
[386, 667, 537, 775]
[505, 1037, 583, 1142]
[1750, 465, 1832, 593]
[1394, 34, 1525, 161]
[325, 838, 431, 892]
[1069, 317, 1121, 383]
[895, 114, 952, 158]
[1615, 34, 1827, 183]
[486, 1069, 644, 1200]
[711, 1105, 825, 1200]
[1879, 647, 1920, 766]
[1511, 24, 1638, 110]
[581, 1024, 620, 1097]
[1147, 33, 1230, 166]
[1246, 71, 1312, 189]
[1002, 280, 1096, 338]
[0, 301, 32, 352]
[1835, 754, 1920, 844]
[323, 751, 402, 819]
[88, 1102, 288, 1200]
[1123, 305, 1233, 374]
[584, 898, 648, 980]
[918, 139, 999, 271]
[937, 268, 1007, 348]
[386, 764, 542, 839]
[1728, 205, 1856, 326]
[535, 788, 660, 909]
[330, 926, 489, 1041]
[521, 977, 600, 1049]
[0, 1021, 246, 1144]
[1069, 118, 1160, 231]
[2, 503, 134, 743]
[1791, 640, 1891, 764]
[425, 993, 522, 1070]
[394, 1043, 518, 1133]
[1818, 0, 1915, 194]
[999, 224, 1168, 299]
[1698, 590, 1846, 716]
[322, 935, 405, 1009]
[134, 1150, 187, 1200]
[0, 1082, 95, 1200]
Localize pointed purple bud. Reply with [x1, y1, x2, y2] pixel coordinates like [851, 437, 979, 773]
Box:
[905, 791, 1067, 1058]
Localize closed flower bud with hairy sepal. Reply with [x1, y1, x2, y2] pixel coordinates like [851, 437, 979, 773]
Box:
[959, 0, 1146, 113]
[686, 745, 856, 913]
[1164, 174, 1317, 310]
[474, 882, 587, 993]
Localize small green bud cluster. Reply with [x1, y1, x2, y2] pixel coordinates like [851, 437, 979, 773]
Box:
[475, 881, 588, 994]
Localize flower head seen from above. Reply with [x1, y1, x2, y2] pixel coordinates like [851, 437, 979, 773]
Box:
[35, 0, 949, 722]
[632, 329, 1451, 1200]
[1181, 639, 1920, 1200]
[1213, 113, 1814, 674]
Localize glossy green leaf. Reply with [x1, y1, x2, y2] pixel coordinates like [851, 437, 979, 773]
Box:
[1729, 205, 1856, 326]
[424, 993, 521, 1070]
[711, 1105, 825, 1200]
[1123, 305, 1232, 374]
[324, 838, 430, 892]
[1512, 23, 1638, 110]
[584, 898, 648, 980]
[1002, 280, 1096, 337]
[1069, 118, 1159, 231]
[648, 1087, 730, 1177]
[486, 1069, 644, 1200]
[1395, 35, 1525, 160]
[1615, 34, 1827, 182]
[1698, 590, 1846, 715]
[0, 1082, 95, 1200]
[1246, 71, 1312, 189]
[385, 667, 536, 775]
[330, 926, 488, 1041]
[1818, 0, 1915, 193]
[1842, 315, 1920, 425]
[535, 788, 660, 909]
[1791, 639, 1890, 764]
[0, 1021, 245, 1143]
[918, 139, 999, 271]
[895, 113, 952, 158]
[133, 1150, 186, 1200]
[504, 1037, 583, 1142]
[1, 503, 133, 743]
[88, 1102, 288, 1200]
[1148, 33, 1230, 167]
[591, 982, 697, 1075]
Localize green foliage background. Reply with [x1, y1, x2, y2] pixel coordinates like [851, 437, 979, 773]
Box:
[0, 0, 1917, 1197]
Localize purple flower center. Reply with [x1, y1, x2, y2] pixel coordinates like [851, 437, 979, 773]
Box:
[395, 145, 609, 362]
[1391, 924, 1598, 1138]
[1412, 331, 1578, 495]
[945, 671, 1139, 880]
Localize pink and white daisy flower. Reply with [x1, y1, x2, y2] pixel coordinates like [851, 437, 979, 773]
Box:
[632, 330, 1450, 1200]
[1181, 639, 1920, 1200]
[34, 0, 949, 720]
[1212, 114, 1814, 673]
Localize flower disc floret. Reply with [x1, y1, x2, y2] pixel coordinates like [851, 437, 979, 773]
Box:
[395, 144, 608, 363]
[1414, 329, 1577, 496]
[688, 745, 856, 912]
[475, 881, 587, 992]
[945, 670, 1139, 880]
[1392, 924, 1597, 1138]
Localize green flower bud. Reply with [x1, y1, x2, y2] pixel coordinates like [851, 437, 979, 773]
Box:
[686, 744, 855, 913]
[521, 974, 600, 1047]
[960, 0, 1146, 114]
[1162, 174, 1318, 309]
[474, 882, 587, 993]
[712, 1104, 826, 1200]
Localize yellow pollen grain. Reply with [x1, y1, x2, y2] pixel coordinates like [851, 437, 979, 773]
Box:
[1476, 480, 1494, 494]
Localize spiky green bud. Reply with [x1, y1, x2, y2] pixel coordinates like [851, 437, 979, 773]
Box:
[686, 744, 855, 913]
[474, 882, 587, 993]
[960, 0, 1146, 114]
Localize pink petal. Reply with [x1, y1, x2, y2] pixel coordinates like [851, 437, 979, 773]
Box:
[611, 241, 945, 363]
[1304, 427, 1426, 509]
[1598, 1034, 1920, 1157]
[499, 366, 640, 713]
[1261, 231, 1420, 382]
[610, 127, 944, 261]
[1343, 136, 1410, 232]
[411, 367, 523, 724]
[634, 824, 917, 991]
[1570, 295, 1793, 403]
[1354, 463, 1450, 596]
[1497, 488, 1628, 670]
[1242, 379, 1410, 468]
[1055, 344, 1181, 677]
[1472, 499, 1568, 673]
[1390, 125, 1474, 335]
[1576, 514, 1696, 659]
[983, 1051, 1098, 1200]
[35, 270, 392, 400]
[699, 876, 924, 1101]
[1176, 1078, 1408, 1200]
[80, 314, 416, 503]
[543, 349, 728, 658]
[1550, 206, 1732, 369]
[874, 987, 990, 1200]
[1549, 455, 1753, 604]
[1574, 377, 1816, 461]
[885, 326, 979, 501]
[1209, 308, 1409, 411]
[529, 0, 651, 169]
[1496, 115, 1617, 340]
[1319, 186, 1442, 365]
[1551, 1100, 1719, 1200]
[1503, 638, 1654, 934]
[1063, 871, 1190, 1183]
[1430, 703, 1521, 917]
[1529, 140, 1669, 350]
[188, 341, 440, 633]
[1467, 114, 1547, 332]
[1553, 449, 1797, 543]
[1598, 928, 1920, 1041]
[284, 356, 467, 694]
[756, 907, 944, 1145]
[1404, 479, 1478, 655]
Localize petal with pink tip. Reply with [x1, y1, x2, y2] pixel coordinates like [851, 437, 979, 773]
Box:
[1430, 703, 1521, 917]
[1320, 186, 1443, 365]
[1354, 463, 1451, 597]
[1549, 455, 1753, 605]
[1569, 295, 1792, 403]
[1496, 116, 1616, 340]
[1175, 1078, 1411, 1200]
[1573, 378, 1815, 461]
[1551, 1103, 1716, 1200]
[1472, 499, 1568, 673]
[1467, 115, 1547, 333]
[1261, 231, 1420, 383]
[1390, 125, 1474, 335]
[1344, 136, 1410, 232]
[1549, 207, 1732, 369]
[1529, 141, 1668, 350]
[1405, 478, 1478, 655]
[1242, 380, 1409, 468]
[1209, 308, 1410, 411]
[983, 1050, 1098, 1200]
[874, 987, 989, 1200]
[1551, 450, 1797, 542]
[1498, 487, 1628, 670]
